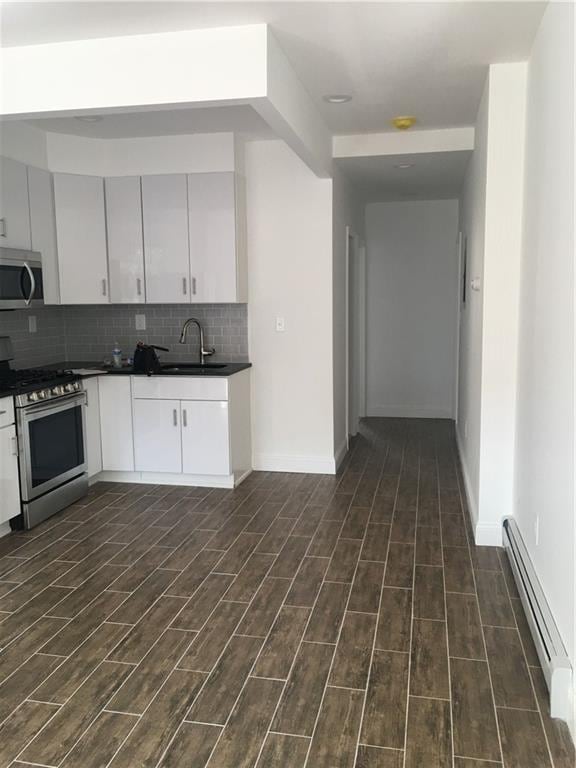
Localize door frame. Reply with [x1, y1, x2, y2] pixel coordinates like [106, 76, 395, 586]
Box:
[346, 227, 367, 442]
[454, 231, 465, 421]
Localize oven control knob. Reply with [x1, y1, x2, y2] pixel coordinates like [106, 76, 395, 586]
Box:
[38, 390, 47, 399]
[51, 386, 60, 396]
[65, 383, 76, 393]
[28, 392, 39, 402]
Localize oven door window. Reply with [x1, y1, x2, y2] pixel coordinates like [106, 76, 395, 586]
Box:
[28, 405, 85, 488]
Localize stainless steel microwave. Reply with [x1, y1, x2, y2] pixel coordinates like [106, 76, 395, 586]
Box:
[0, 247, 44, 309]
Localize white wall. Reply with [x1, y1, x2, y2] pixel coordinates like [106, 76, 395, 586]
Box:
[514, 1, 575, 702]
[478, 63, 527, 542]
[365, 199, 459, 419]
[332, 165, 364, 461]
[245, 140, 335, 472]
[457, 63, 527, 544]
[457, 78, 489, 527]
[0, 121, 48, 168]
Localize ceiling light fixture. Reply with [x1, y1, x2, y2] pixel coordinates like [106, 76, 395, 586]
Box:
[75, 115, 104, 123]
[323, 94, 352, 104]
[394, 163, 414, 169]
[392, 115, 417, 130]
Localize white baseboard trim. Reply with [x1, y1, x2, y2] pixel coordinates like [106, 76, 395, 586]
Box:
[0, 521, 12, 539]
[455, 426, 503, 547]
[475, 522, 504, 546]
[367, 405, 453, 419]
[334, 438, 349, 472]
[253, 453, 337, 475]
[92, 468, 252, 489]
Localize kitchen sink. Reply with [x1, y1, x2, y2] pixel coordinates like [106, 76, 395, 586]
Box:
[160, 363, 228, 371]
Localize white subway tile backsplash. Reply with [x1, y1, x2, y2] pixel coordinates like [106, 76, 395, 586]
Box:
[0, 304, 248, 367]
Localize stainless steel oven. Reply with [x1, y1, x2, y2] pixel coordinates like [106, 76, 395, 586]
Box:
[16, 388, 88, 529]
[0, 247, 44, 309]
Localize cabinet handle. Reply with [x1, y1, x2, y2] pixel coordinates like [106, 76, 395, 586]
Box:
[136, 277, 142, 296]
[11, 436, 18, 456]
[0, 218, 6, 237]
[182, 409, 187, 428]
[0, 410, 6, 415]
[192, 277, 197, 296]
[102, 279, 107, 297]
[173, 408, 178, 427]
[182, 277, 187, 295]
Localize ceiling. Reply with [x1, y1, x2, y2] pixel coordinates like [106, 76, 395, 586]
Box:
[1, 2, 546, 135]
[336, 150, 472, 202]
[25, 105, 274, 140]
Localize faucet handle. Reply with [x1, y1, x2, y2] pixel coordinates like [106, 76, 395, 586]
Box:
[202, 346, 216, 358]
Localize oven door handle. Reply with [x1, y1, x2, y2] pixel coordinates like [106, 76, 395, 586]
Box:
[21, 262, 36, 306]
[22, 391, 86, 417]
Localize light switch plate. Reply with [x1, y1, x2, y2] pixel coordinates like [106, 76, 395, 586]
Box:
[135, 314, 146, 331]
[28, 315, 37, 333]
[275, 317, 285, 332]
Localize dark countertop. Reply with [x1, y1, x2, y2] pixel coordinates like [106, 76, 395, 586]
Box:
[44, 361, 252, 378]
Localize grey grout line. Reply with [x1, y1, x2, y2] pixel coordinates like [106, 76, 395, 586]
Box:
[299, 450, 379, 768]
[352, 442, 397, 768]
[434, 439, 455, 768]
[497, 535, 558, 768]
[400, 439, 416, 768]
[453, 437, 506, 767]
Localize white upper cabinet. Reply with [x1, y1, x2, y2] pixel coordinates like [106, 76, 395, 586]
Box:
[53, 173, 109, 304]
[27, 166, 60, 305]
[187, 172, 245, 303]
[141, 174, 190, 304]
[105, 176, 145, 303]
[0, 156, 32, 250]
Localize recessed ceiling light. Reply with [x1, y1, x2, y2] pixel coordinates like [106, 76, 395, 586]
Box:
[323, 94, 352, 104]
[75, 115, 104, 123]
[394, 163, 414, 169]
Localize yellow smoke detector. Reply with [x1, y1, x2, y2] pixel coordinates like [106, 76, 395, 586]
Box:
[392, 116, 417, 130]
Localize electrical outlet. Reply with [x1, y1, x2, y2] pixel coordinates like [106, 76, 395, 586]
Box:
[135, 314, 146, 331]
[535, 516, 540, 546]
[275, 317, 285, 332]
[28, 315, 37, 333]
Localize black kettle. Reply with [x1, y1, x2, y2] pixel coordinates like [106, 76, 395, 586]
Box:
[132, 342, 169, 376]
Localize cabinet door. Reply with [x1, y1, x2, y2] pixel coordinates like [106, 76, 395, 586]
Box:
[141, 174, 190, 304]
[0, 424, 20, 525]
[99, 376, 134, 472]
[84, 377, 102, 478]
[54, 173, 109, 304]
[28, 166, 60, 304]
[0, 156, 32, 249]
[105, 176, 145, 303]
[133, 399, 182, 473]
[181, 400, 230, 476]
[187, 172, 237, 303]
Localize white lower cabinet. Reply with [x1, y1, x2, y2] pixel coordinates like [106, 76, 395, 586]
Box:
[181, 400, 230, 475]
[133, 398, 182, 473]
[84, 377, 102, 478]
[98, 376, 134, 472]
[96, 371, 250, 486]
[0, 396, 20, 524]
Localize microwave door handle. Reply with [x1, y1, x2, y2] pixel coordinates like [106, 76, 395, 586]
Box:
[21, 263, 36, 306]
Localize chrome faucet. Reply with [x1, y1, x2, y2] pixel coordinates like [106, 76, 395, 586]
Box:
[179, 317, 216, 365]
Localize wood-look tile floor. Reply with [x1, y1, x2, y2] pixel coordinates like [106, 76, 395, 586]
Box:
[0, 418, 573, 768]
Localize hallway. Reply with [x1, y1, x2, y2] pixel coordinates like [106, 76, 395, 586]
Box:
[0, 418, 572, 767]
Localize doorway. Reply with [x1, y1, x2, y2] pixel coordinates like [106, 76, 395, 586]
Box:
[346, 227, 366, 442]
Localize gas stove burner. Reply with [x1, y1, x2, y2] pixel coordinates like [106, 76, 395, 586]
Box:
[0, 367, 83, 403]
[0, 368, 74, 389]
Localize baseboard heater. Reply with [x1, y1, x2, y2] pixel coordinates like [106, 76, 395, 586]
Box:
[503, 517, 573, 726]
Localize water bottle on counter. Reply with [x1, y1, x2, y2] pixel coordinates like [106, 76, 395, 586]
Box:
[112, 342, 123, 369]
